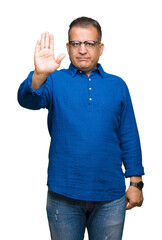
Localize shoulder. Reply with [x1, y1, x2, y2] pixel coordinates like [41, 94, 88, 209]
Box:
[103, 70, 128, 89]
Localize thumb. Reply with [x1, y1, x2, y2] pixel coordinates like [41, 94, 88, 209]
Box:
[126, 202, 133, 210]
[56, 53, 66, 64]
[126, 197, 133, 210]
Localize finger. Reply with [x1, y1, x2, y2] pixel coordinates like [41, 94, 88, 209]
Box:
[137, 203, 142, 207]
[41, 33, 45, 50]
[137, 201, 143, 207]
[49, 34, 54, 50]
[35, 40, 41, 54]
[126, 203, 133, 210]
[45, 32, 49, 48]
[126, 201, 137, 210]
[56, 53, 66, 64]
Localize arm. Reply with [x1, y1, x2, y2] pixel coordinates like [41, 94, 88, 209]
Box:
[17, 71, 53, 110]
[119, 82, 145, 210]
[17, 32, 66, 110]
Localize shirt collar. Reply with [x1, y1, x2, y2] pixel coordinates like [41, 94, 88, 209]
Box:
[69, 63, 105, 78]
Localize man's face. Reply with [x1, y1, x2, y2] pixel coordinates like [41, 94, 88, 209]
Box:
[66, 26, 104, 76]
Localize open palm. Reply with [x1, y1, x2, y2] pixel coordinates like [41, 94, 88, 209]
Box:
[34, 32, 66, 74]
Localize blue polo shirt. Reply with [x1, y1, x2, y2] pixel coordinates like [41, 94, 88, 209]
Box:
[17, 63, 144, 201]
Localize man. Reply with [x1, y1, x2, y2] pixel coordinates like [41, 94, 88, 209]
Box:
[18, 17, 145, 240]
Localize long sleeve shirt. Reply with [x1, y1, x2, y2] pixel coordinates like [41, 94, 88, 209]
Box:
[17, 63, 144, 201]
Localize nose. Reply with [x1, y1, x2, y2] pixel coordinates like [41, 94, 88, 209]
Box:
[79, 43, 87, 54]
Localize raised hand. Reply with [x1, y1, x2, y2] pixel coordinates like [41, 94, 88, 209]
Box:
[31, 32, 66, 90]
[34, 32, 66, 74]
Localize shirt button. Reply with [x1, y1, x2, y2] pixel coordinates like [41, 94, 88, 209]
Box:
[89, 98, 92, 101]
[89, 88, 92, 90]
[79, 71, 82, 73]
[89, 78, 91, 81]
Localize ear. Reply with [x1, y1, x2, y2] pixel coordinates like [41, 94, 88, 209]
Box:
[66, 43, 70, 54]
[99, 43, 104, 56]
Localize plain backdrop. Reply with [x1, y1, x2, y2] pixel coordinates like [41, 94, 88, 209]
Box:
[1, 0, 162, 239]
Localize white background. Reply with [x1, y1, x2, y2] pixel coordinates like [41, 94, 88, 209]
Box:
[1, 0, 162, 239]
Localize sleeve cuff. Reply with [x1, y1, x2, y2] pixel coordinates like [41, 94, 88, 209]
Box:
[125, 167, 145, 178]
[26, 71, 46, 96]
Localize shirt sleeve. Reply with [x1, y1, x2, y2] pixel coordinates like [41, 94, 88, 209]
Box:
[17, 71, 53, 110]
[119, 82, 145, 178]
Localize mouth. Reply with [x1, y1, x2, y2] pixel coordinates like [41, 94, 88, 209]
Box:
[76, 57, 90, 61]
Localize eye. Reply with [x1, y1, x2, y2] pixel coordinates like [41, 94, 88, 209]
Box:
[71, 41, 80, 47]
[85, 41, 96, 47]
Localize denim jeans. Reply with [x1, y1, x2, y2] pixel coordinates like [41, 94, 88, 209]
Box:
[46, 190, 126, 240]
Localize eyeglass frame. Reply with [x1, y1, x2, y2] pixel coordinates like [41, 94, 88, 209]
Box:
[68, 40, 101, 47]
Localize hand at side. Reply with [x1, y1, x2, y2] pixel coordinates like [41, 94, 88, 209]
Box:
[126, 186, 144, 210]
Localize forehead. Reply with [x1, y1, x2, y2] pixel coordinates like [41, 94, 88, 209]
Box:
[69, 26, 98, 41]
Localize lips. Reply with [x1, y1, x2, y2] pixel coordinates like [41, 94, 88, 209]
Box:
[76, 57, 89, 60]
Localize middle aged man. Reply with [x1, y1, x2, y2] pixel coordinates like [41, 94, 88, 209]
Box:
[18, 17, 145, 240]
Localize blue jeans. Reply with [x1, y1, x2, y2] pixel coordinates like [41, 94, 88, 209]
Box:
[46, 190, 126, 240]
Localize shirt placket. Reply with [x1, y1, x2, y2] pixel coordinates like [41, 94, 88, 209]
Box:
[88, 77, 93, 112]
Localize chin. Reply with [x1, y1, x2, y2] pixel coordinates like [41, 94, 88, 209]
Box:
[77, 62, 90, 69]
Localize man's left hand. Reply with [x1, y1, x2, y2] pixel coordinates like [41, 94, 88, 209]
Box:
[125, 186, 144, 210]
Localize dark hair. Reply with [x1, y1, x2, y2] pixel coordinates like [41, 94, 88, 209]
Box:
[68, 16, 102, 41]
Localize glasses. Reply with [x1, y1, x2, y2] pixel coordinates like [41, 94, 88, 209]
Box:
[69, 40, 101, 48]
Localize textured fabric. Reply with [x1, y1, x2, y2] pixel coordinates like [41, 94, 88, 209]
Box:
[17, 63, 144, 201]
